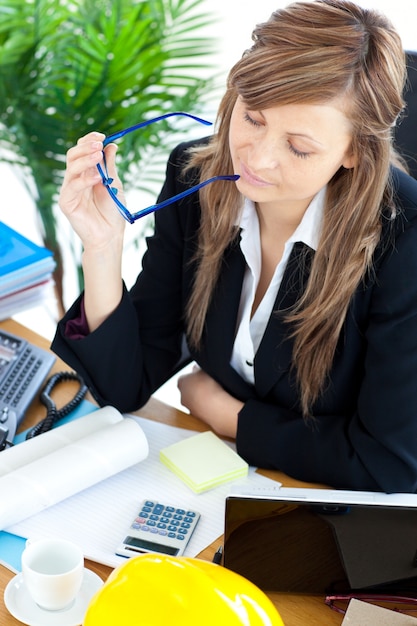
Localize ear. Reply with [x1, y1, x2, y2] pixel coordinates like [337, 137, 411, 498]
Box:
[342, 149, 356, 169]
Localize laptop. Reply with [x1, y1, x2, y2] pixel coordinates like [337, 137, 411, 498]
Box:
[223, 486, 417, 595]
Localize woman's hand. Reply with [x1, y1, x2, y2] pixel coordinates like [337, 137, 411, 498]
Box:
[59, 132, 127, 332]
[177, 367, 243, 438]
[59, 132, 126, 251]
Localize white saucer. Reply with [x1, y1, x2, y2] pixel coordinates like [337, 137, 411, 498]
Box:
[4, 568, 104, 626]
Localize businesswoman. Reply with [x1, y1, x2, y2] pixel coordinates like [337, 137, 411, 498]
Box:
[52, 0, 417, 493]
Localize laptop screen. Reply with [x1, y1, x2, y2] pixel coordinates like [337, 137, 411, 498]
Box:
[223, 494, 417, 594]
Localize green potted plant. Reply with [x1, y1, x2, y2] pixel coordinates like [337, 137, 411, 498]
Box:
[0, 0, 216, 314]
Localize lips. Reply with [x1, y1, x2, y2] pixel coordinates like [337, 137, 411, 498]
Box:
[240, 162, 273, 187]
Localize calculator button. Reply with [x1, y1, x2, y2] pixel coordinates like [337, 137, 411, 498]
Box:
[118, 501, 200, 560]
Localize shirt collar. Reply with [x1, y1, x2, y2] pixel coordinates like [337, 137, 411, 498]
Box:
[237, 186, 326, 252]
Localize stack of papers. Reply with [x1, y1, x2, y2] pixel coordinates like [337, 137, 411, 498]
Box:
[160, 431, 249, 493]
[0, 221, 55, 319]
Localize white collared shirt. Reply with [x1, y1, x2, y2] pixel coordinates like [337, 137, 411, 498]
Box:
[230, 188, 326, 385]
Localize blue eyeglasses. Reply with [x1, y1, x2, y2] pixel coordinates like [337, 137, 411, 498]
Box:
[96, 111, 239, 224]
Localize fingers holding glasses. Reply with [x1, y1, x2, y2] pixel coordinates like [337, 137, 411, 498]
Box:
[66, 132, 106, 180]
[59, 133, 125, 241]
[62, 134, 122, 202]
[61, 135, 103, 206]
[101, 141, 124, 192]
[68, 134, 124, 201]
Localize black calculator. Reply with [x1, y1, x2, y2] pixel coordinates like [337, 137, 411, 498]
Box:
[0, 329, 56, 447]
[116, 500, 201, 558]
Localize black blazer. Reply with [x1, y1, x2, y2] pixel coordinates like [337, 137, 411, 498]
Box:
[52, 140, 417, 493]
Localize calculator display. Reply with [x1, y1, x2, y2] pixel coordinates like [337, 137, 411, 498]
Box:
[123, 536, 179, 556]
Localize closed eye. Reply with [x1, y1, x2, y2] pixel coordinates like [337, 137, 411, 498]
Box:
[288, 143, 311, 159]
[244, 112, 263, 127]
[244, 110, 312, 158]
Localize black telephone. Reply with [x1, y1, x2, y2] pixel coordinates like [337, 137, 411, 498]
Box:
[0, 328, 56, 448]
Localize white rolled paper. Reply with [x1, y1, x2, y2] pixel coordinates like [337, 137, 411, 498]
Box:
[0, 411, 149, 529]
[0, 406, 123, 476]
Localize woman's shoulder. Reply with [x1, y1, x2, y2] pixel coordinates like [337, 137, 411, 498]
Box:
[376, 168, 417, 266]
[391, 166, 417, 213]
[376, 168, 417, 258]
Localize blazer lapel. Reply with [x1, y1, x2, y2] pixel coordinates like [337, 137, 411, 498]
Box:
[201, 235, 256, 397]
[201, 239, 314, 400]
[254, 242, 314, 397]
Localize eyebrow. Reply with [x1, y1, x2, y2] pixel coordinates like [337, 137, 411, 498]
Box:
[287, 132, 325, 148]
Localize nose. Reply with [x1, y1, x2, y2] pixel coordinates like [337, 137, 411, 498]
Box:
[248, 133, 280, 170]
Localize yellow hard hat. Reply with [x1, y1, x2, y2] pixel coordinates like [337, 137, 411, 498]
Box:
[83, 553, 284, 625]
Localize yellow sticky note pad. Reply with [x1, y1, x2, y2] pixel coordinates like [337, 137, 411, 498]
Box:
[160, 431, 248, 493]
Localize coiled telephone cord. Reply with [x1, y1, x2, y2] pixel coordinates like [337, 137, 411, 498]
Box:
[25, 371, 88, 439]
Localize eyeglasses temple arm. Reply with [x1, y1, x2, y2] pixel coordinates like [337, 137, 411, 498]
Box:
[103, 112, 213, 146]
[325, 593, 417, 606]
[129, 175, 240, 221]
[97, 165, 239, 224]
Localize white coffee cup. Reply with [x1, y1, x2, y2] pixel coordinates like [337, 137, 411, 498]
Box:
[21, 538, 84, 611]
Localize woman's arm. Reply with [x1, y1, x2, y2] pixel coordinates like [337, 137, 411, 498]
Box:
[52, 140, 201, 411]
[178, 366, 242, 437]
[58, 133, 126, 331]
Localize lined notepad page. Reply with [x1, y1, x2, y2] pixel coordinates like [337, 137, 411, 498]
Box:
[7, 416, 279, 569]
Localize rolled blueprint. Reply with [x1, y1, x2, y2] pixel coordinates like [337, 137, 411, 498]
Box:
[0, 412, 149, 529]
[0, 406, 122, 476]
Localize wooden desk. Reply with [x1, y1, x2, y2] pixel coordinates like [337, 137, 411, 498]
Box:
[0, 318, 342, 626]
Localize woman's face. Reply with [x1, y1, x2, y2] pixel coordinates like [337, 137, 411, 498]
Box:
[229, 96, 355, 217]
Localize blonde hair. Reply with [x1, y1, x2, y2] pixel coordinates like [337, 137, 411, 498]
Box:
[184, 0, 406, 416]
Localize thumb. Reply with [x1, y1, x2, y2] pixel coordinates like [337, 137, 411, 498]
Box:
[102, 142, 123, 193]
